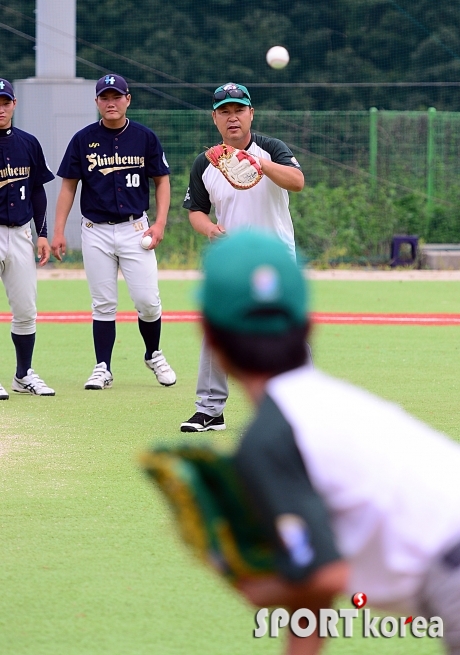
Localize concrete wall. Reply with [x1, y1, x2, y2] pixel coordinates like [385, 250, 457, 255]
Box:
[14, 78, 97, 249]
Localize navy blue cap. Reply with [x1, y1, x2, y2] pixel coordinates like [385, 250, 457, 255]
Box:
[0, 78, 15, 100]
[96, 74, 129, 96]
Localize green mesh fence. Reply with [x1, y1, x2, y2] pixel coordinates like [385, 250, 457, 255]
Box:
[3, 0, 460, 264]
[129, 108, 460, 202]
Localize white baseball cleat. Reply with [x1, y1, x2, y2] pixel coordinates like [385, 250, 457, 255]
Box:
[12, 369, 55, 396]
[84, 362, 113, 390]
[145, 350, 176, 386]
[0, 381, 9, 400]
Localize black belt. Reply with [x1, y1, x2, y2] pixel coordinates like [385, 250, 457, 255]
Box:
[106, 214, 143, 225]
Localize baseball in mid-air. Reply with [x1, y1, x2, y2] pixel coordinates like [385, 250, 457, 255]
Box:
[140, 235, 153, 249]
[266, 46, 290, 69]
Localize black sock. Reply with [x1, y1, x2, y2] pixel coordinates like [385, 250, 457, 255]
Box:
[138, 317, 161, 359]
[11, 332, 35, 378]
[93, 320, 116, 372]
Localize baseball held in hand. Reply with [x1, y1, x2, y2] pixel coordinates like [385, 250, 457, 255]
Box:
[266, 46, 290, 69]
[141, 235, 153, 249]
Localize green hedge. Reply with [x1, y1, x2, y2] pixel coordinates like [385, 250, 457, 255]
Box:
[54, 177, 460, 268]
[156, 178, 460, 268]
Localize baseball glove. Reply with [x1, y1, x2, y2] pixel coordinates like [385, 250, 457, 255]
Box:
[139, 444, 275, 583]
[205, 144, 264, 190]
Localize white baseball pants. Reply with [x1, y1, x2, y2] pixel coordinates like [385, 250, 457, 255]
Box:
[0, 222, 37, 334]
[81, 215, 162, 322]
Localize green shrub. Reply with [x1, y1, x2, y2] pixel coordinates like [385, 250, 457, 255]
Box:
[151, 175, 460, 268]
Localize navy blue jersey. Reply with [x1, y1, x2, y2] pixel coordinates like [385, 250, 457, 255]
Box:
[57, 120, 170, 223]
[0, 127, 54, 231]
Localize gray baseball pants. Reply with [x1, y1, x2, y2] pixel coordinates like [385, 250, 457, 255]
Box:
[194, 338, 313, 416]
[195, 338, 228, 416]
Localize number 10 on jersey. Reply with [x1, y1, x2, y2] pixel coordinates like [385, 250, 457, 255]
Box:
[126, 173, 140, 187]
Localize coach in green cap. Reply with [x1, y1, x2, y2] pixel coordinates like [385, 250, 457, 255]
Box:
[200, 229, 460, 654]
[180, 81, 304, 433]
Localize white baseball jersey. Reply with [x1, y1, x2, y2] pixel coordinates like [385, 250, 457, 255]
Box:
[235, 365, 460, 614]
[183, 134, 301, 258]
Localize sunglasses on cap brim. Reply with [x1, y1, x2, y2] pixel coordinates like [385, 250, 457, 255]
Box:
[213, 88, 251, 103]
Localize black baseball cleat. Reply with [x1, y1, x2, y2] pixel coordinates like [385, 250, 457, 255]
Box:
[180, 412, 226, 432]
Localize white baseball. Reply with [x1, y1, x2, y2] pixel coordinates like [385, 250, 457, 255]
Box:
[140, 235, 153, 249]
[266, 46, 290, 70]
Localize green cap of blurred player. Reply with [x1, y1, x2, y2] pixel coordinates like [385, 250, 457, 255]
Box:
[212, 83, 252, 110]
[201, 230, 307, 334]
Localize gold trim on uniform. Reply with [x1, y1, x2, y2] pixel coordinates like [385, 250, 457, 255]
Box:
[0, 176, 30, 189]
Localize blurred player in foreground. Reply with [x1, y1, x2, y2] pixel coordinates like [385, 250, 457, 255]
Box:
[0, 77, 55, 399]
[180, 82, 304, 432]
[200, 230, 460, 654]
[51, 74, 176, 391]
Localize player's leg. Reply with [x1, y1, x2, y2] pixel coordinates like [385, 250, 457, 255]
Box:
[180, 338, 227, 432]
[81, 220, 117, 390]
[0, 225, 9, 398]
[1, 223, 54, 396]
[117, 218, 176, 387]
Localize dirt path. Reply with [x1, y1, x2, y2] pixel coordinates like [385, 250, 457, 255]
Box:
[36, 268, 460, 281]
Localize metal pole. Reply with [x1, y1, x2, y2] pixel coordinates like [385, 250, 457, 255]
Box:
[369, 107, 378, 191]
[426, 107, 436, 216]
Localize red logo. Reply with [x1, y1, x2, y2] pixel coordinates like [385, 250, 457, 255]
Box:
[352, 592, 367, 609]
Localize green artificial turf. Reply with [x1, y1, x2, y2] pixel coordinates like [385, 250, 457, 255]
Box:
[0, 280, 460, 314]
[0, 278, 455, 654]
[310, 279, 460, 314]
[2, 278, 460, 314]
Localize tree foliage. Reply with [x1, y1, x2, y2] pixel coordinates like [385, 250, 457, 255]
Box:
[2, 0, 460, 110]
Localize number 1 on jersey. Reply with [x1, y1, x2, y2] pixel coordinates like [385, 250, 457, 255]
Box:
[20, 186, 26, 200]
[126, 173, 140, 187]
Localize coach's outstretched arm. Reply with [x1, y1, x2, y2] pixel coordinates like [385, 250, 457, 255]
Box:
[51, 178, 79, 261]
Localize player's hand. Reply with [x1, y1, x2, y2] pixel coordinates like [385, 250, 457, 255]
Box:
[207, 224, 226, 241]
[143, 223, 164, 249]
[37, 237, 51, 267]
[237, 561, 348, 609]
[51, 234, 66, 261]
[236, 575, 294, 607]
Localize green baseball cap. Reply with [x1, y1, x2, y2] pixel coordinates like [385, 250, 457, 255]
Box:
[201, 230, 308, 334]
[212, 83, 252, 110]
